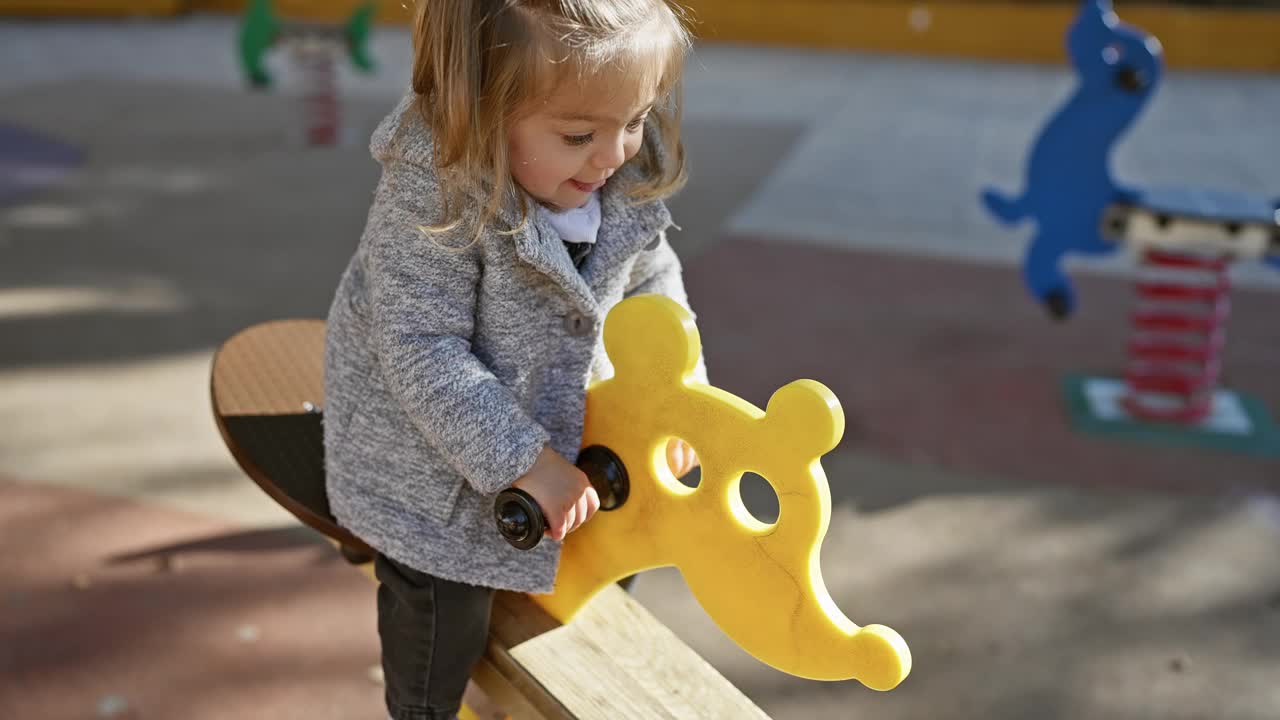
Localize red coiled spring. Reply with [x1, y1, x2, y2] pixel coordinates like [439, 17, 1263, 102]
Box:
[299, 44, 339, 147]
[1122, 249, 1231, 424]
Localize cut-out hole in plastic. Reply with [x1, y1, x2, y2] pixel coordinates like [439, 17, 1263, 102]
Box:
[730, 472, 780, 530]
[656, 437, 700, 495]
[678, 464, 701, 490]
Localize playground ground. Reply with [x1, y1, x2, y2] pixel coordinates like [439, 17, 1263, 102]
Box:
[2, 15, 1279, 720]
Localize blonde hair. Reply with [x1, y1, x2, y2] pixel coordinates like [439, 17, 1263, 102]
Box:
[411, 0, 692, 240]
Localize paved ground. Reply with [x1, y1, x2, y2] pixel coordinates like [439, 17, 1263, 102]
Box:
[2, 14, 1279, 720]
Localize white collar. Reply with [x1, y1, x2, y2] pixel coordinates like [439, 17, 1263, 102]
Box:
[536, 191, 602, 245]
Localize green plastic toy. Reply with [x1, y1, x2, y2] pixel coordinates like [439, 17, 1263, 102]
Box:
[238, 0, 377, 89]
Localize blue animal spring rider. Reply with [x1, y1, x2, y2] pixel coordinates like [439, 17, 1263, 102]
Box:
[982, 0, 1280, 427]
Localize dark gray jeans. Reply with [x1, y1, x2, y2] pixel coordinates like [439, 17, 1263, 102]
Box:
[374, 555, 493, 720]
[374, 555, 638, 720]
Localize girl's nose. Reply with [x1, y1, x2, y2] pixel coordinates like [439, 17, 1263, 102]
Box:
[591, 133, 626, 170]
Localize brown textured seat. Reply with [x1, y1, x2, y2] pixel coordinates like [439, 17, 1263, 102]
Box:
[211, 319, 374, 563]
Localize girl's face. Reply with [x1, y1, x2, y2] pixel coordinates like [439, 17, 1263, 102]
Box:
[508, 78, 653, 211]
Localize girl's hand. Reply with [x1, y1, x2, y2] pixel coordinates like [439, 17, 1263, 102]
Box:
[666, 438, 700, 479]
[511, 446, 600, 542]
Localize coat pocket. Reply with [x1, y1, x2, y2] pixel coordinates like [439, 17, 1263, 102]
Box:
[343, 401, 464, 527]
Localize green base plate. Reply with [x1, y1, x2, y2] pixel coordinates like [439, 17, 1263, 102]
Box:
[1062, 374, 1280, 456]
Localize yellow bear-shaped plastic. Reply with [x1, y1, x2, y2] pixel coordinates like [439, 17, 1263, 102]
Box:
[534, 295, 911, 691]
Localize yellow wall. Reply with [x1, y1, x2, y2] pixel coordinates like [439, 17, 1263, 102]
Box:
[2, 1, 1277, 72]
[681, 1, 1280, 72]
[0, 0, 185, 15]
[186, 0, 412, 23]
[0, 0, 410, 21]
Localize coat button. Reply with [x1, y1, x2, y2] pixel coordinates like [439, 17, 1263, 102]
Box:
[564, 311, 593, 337]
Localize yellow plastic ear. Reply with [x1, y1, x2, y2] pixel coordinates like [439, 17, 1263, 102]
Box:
[535, 295, 911, 691]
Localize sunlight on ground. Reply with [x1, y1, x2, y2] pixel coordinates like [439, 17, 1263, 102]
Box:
[0, 280, 186, 320]
[0, 350, 292, 526]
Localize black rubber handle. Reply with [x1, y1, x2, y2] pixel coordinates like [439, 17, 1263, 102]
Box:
[494, 445, 629, 550]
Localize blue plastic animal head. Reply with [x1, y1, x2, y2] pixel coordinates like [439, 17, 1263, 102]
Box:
[1069, 0, 1163, 103]
[980, 0, 1164, 319]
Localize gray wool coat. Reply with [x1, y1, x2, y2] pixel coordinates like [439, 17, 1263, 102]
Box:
[323, 93, 705, 593]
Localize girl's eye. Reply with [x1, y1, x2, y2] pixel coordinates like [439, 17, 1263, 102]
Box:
[563, 133, 593, 146]
[626, 117, 646, 132]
